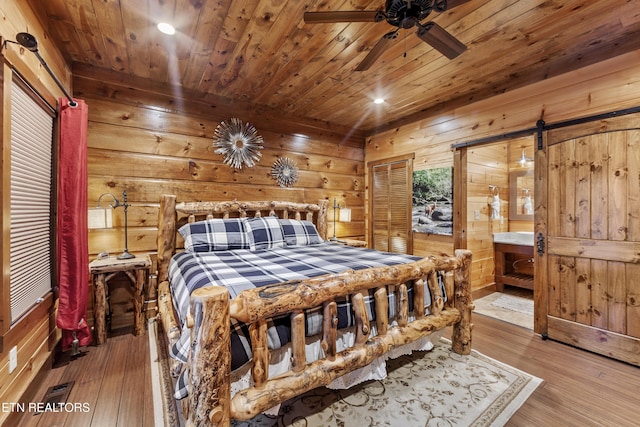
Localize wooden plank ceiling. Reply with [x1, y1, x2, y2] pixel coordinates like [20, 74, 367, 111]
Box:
[26, 0, 640, 135]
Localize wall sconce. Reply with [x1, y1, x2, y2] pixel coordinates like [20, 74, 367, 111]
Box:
[330, 198, 351, 242]
[90, 191, 135, 259]
[339, 205, 351, 223]
[517, 149, 533, 167]
[488, 185, 501, 220]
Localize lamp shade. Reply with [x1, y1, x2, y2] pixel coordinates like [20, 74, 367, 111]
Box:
[339, 207, 351, 223]
[518, 149, 532, 166]
[88, 207, 112, 229]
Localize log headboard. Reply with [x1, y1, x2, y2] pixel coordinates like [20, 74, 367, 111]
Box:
[156, 195, 330, 283]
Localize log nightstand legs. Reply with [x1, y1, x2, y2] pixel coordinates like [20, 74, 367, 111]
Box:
[90, 256, 151, 345]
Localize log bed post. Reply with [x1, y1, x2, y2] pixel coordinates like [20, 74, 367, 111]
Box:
[315, 200, 329, 240]
[188, 285, 232, 427]
[452, 249, 473, 355]
[157, 194, 177, 283]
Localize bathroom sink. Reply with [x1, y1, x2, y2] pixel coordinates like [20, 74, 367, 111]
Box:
[493, 232, 534, 246]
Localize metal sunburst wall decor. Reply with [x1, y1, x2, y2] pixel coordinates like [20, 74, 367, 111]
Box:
[213, 118, 264, 170]
[271, 157, 299, 188]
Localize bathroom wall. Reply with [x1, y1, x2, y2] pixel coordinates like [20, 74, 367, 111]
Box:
[466, 143, 509, 289]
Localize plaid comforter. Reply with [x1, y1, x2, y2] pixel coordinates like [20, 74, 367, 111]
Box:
[168, 242, 444, 397]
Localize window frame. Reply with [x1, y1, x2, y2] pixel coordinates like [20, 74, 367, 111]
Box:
[0, 63, 57, 348]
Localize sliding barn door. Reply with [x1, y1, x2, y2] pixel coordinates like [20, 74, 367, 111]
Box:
[536, 113, 640, 365]
[369, 156, 413, 254]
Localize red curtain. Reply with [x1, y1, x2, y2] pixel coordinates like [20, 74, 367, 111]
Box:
[56, 98, 92, 350]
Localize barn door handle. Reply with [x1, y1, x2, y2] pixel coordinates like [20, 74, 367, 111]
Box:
[536, 233, 545, 256]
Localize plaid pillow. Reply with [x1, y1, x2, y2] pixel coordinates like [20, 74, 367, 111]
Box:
[279, 219, 324, 246]
[178, 218, 250, 252]
[244, 216, 286, 251]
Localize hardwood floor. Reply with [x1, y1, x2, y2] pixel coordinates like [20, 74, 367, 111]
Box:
[13, 328, 155, 427]
[464, 314, 640, 427]
[11, 314, 640, 427]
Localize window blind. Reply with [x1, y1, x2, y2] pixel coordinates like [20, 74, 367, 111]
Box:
[10, 78, 55, 323]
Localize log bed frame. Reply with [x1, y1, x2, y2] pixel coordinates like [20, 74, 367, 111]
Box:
[155, 195, 473, 427]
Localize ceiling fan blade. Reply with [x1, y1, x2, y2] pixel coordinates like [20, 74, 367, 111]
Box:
[303, 11, 385, 24]
[435, 0, 471, 12]
[416, 22, 467, 59]
[355, 31, 398, 72]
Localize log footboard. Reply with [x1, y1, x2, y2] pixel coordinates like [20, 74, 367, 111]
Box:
[154, 195, 473, 427]
[184, 249, 472, 426]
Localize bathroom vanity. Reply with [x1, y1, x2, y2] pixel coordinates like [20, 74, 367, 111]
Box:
[493, 232, 534, 291]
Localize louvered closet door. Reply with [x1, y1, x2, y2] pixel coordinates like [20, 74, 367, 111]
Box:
[370, 157, 412, 254]
[537, 112, 640, 366]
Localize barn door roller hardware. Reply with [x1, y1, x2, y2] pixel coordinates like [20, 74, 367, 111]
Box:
[3, 32, 77, 107]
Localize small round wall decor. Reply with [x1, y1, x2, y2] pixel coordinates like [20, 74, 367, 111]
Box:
[271, 157, 299, 188]
[213, 118, 264, 170]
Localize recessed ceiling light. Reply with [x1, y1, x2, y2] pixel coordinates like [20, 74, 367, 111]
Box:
[157, 22, 176, 35]
[374, 98, 384, 104]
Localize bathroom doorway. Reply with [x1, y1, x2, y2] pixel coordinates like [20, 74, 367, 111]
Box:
[453, 134, 535, 328]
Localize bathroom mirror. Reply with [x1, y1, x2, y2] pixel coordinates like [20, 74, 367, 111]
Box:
[509, 169, 534, 220]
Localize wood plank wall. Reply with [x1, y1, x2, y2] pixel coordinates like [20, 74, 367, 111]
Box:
[466, 142, 509, 288]
[73, 65, 366, 260]
[365, 50, 640, 292]
[0, 1, 72, 423]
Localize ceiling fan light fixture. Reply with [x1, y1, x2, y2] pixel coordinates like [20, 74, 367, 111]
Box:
[374, 98, 385, 104]
[305, 0, 468, 70]
[157, 22, 176, 35]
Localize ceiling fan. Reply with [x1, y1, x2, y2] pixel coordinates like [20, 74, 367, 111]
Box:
[304, 0, 469, 71]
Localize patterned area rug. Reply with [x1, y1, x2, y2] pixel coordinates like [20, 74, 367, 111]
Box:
[474, 293, 534, 330]
[150, 321, 541, 427]
[149, 319, 181, 427]
[232, 337, 542, 427]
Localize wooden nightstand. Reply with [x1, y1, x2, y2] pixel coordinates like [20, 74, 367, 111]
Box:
[90, 255, 151, 345]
